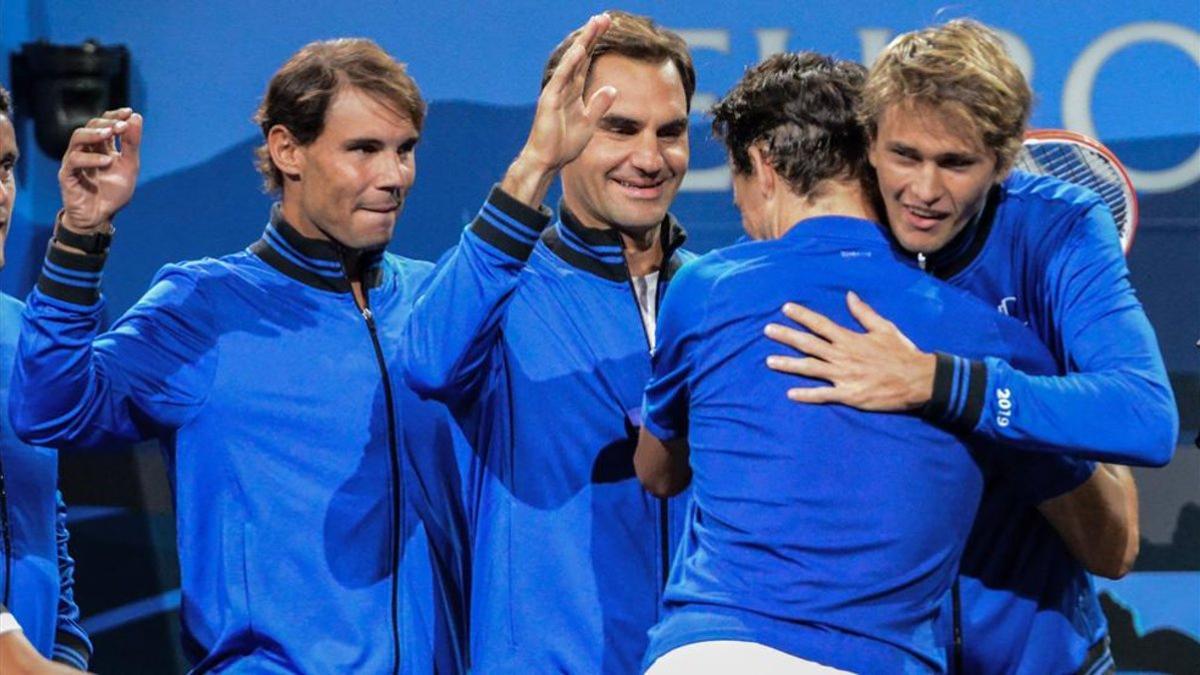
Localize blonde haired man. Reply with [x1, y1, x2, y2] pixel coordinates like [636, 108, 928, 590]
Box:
[766, 19, 1175, 674]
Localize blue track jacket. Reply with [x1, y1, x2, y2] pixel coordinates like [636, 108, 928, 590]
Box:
[641, 216, 1096, 673]
[912, 172, 1178, 673]
[10, 209, 470, 674]
[1, 292, 91, 669]
[403, 187, 693, 674]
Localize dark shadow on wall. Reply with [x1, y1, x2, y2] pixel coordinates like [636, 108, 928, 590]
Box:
[1103, 592, 1200, 675]
[1137, 502, 1200, 571]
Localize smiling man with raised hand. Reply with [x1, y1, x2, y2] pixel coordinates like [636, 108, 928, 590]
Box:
[765, 19, 1176, 674]
[9, 41, 471, 673]
[403, 11, 697, 673]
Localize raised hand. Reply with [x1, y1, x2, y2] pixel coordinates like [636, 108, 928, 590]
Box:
[763, 291, 937, 411]
[58, 108, 142, 233]
[501, 14, 617, 205]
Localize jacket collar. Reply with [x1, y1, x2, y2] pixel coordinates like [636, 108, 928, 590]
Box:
[249, 203, 385, 293]
[896, 183, 1002, 279]
[541, 202, 688, 282]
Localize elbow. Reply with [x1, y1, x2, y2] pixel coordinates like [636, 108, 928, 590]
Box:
[1135, 411, 1177, 468]
[1088, 542, 1137, 580]
[399, 356, 457, 401]
[1087, 517, 1140, 580]
[639, 472, 685, 499]
[9, 401, 49, 446]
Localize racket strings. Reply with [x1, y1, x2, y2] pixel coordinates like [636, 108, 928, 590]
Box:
[1015, 143, 1132, 241]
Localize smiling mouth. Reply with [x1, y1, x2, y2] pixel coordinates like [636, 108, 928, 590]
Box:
[902, 204, 950, 228]
[360, 204, 399, 214]
[613, 177, 668, 198]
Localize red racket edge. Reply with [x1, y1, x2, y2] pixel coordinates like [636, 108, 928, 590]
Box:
[1023, 129, 1139, 254]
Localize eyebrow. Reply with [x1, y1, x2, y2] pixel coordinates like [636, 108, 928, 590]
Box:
[599, 115, 641, 131]
[659, 118, 688, 134]
[886, 141, 978, 161]
[341, 134, 420, 148]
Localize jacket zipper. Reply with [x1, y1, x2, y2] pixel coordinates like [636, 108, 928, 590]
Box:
[914, 251, 962, 672]
[358, 300, 403, 675]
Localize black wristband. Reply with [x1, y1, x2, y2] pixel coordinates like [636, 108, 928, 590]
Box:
[54, 217, 114, 254]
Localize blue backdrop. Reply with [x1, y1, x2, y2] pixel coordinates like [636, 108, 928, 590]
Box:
[1, 2, 1197, 672]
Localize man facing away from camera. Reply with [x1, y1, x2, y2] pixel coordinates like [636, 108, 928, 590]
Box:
[635, 51, 1103, 674]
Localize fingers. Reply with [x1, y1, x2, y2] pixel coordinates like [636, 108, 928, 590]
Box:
[786, 386, 843, 404]
[764, 322, 834, 360]
[118, 112, 144, 163]
[780, 302, 851, 341]
[62, 111, 142, 167]
[61, 148, 115, 172]
[61, 126, 119, 171]
[548, 14, 611, 96]
[765, 355, 835, 381]
[845, 291, 892, 332]
[584, 85, 617, 125]
[84, 116, 127, 154]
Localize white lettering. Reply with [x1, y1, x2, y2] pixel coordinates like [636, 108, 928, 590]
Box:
[755, 28, 790, 62]
[995, 387, 1013, 428]
[675, 28, 732, 192]
[1063, 22, 1200, 193]
[995, 29, 1035, 85]
[857, 28, 893, 65]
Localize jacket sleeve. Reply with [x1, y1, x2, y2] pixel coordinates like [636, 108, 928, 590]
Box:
[10, 243, 218, 449]
[50, 492, 92, 670]
[401, 185, 551, 405]
[921, 201, 1177, 467]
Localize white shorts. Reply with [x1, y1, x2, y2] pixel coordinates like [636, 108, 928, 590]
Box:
[645, 640, 854, 674]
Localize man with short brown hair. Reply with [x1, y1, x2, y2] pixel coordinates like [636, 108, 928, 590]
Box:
[11, 40, 470, 673]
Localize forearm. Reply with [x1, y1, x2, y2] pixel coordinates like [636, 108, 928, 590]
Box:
[11, 255, 133, 448]
[634, 427, 691, 497]
[402, 186, 550, 400]
[924, 354, 1177, 466]
[1038, 463, 1139, 579]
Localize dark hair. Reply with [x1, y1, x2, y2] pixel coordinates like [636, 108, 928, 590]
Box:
[541, 10, 696, 111]
[711, 52, 869, 198]
[254, 38, 425, 193]
[0, 85, 12, 117]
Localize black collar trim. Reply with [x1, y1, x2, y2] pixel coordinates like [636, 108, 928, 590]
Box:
[904, 184, 1002, 280]
[541, 204, 688, 282]
[249, 204, 384, 293]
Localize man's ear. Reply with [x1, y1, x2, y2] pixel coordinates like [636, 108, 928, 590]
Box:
[747, 143, 775, 199]
[267, 125, 304, 182]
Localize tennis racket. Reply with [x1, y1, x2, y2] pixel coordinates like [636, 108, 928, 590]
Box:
[1014, 129, 1139, 255]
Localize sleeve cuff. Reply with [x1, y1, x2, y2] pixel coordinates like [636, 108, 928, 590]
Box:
[642, 405, 685, 443]
[53, 630, 92, 669]
[468, 184, 553, 260]
[919, 352, 986, 433]
[37, 241, 108, 307]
